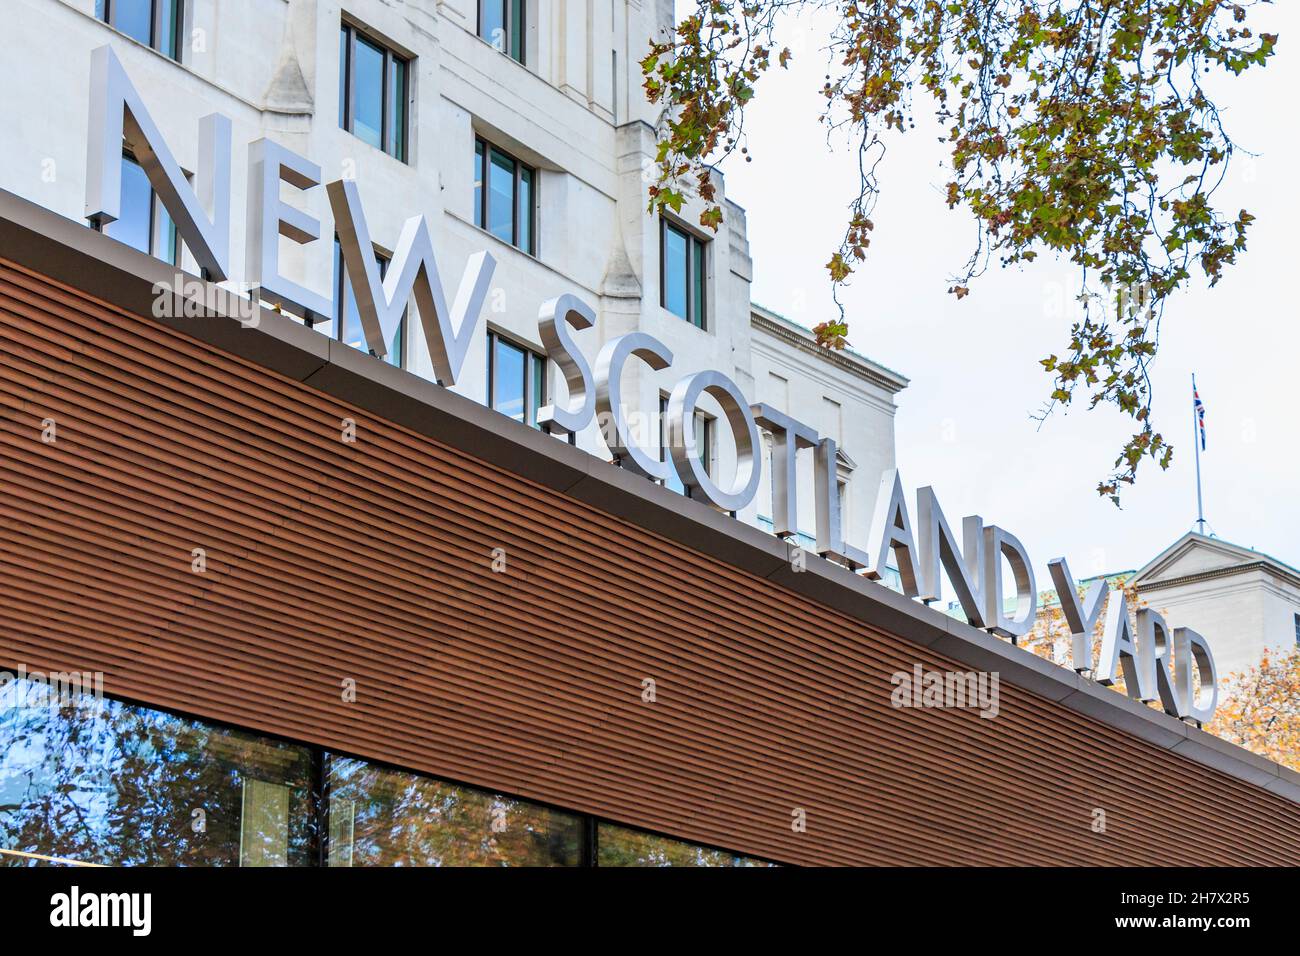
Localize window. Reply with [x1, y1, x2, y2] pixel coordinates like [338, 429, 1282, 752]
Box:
[596, 823, 772, 867]
[660, 219, 707, 328]
[334, 239, 405, 368]
[474, 139, 535, 255]
[96, 0, 184, 60]
[339, 21, 409, 161]
[0, 680, 772, 867]
[102, 153, 179, 265]
[1294, 613, 1299, 647]
[326, 756, 580, 866]
[659, 394, 713, 497]
[0, 678, 314, 866]
[487, 330, 546, 428]
[478, 0, 526, 65]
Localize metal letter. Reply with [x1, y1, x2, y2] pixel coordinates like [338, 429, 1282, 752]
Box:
[328, 179, 495, 383]
[1097, 589, 1153, 700]
[1046, 557, 1108, 673]
[917, 487, 987, 628]
[85, 45, 231, 279]
[982, 526, 1038, 639]
[866, 470, 923, 598]
[1137, 608, 1183, 717]
[813, 437, 871, 570]
[666, 370, 762, 513]
[536, 294, 595, 435]
[1174, 627, 1218, 724]
[594, 333, 673, 481]
[751, 404, 818, 538]
[246, 139, 332, 322]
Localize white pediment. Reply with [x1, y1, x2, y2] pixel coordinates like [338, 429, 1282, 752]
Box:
[1134, 533, 1276, 585]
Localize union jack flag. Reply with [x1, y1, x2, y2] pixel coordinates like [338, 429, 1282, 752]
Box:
[1193, 380, 1207, 451]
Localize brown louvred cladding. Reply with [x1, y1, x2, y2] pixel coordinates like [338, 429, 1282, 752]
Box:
[0, 256, 1297, 866]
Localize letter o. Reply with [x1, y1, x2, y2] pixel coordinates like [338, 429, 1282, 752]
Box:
[666, 370, 761, 512]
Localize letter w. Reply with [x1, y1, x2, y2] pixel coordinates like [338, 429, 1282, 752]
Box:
[327, 179, 494, 385]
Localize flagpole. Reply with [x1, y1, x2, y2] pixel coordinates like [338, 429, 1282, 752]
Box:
[1192, 373, 1205, 534]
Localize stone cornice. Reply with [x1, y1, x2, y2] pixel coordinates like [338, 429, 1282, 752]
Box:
[750, 309, 909, 395]
[1136, 560, 1300, 594]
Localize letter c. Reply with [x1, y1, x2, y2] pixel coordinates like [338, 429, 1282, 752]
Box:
[594, 332, 673, 480]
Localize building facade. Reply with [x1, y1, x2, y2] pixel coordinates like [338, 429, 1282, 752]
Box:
[0, 0, 1298, 868]
[1, 0, 904, 547]
[1133, 533, 1300, 679]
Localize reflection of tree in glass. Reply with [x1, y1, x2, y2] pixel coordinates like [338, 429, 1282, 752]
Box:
[0, 680, 313, 866]
[327, 757, 580, 866]
[596, 823, 769, 867]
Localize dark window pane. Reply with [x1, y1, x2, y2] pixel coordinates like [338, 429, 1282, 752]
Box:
[597, 823, 770, 867]
[157, 200, 178, 266]
[509, 0, 525, 63]
[518, 165, 533, 255]
[492, 336, 527, 423]
[488, 149, 515, 244]
[351, 35, 385, 150]
[159, 0, 181, 59]
[0, 679, 314, 866]
[699, 414, 713, 474]
[389, 57, 406, 160]
[692, 236, 707, 327]
[338, 26, 348, 129]
[663, 224, 688, 319]
[105, 156, 153, 256]
[473, 142, 485, 228]
[531, 353, 545, 428]
[113, 0, 153, 46]
[325, 756, 581, 866]
[480, 0, 505, 51]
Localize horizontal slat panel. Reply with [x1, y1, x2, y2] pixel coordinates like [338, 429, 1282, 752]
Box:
[0, 257, 1297, 866]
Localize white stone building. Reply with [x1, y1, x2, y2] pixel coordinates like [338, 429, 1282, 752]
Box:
[1, 0, 905, 553]
[1132, 533, 1300, 679]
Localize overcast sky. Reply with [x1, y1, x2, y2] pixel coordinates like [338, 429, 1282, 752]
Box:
[716, 4, 1299, 578]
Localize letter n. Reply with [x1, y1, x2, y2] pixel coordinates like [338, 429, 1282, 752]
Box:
[84, 45, 231, 280]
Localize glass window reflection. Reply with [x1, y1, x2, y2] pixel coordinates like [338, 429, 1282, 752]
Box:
[103, 154, 179, 265]
[478, 0, 525, 64]
[486, 331, 545, 428]
[351, 35, 385, 151]
[596, 823, 770, 867]
[492, 336, 526, 423]
[662, 225, 688, 320]
[488, 148, 516, 245]
[661, 220, 706, 328]
[475, 138, 536, 254]
[105, 155, 153, 257]
[339, 22, 409, 161]
[112, 0, 153, 47]
[98, 0, 182, 60]
[0, 679, 314, 867]
[326, 756, 581, 866]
